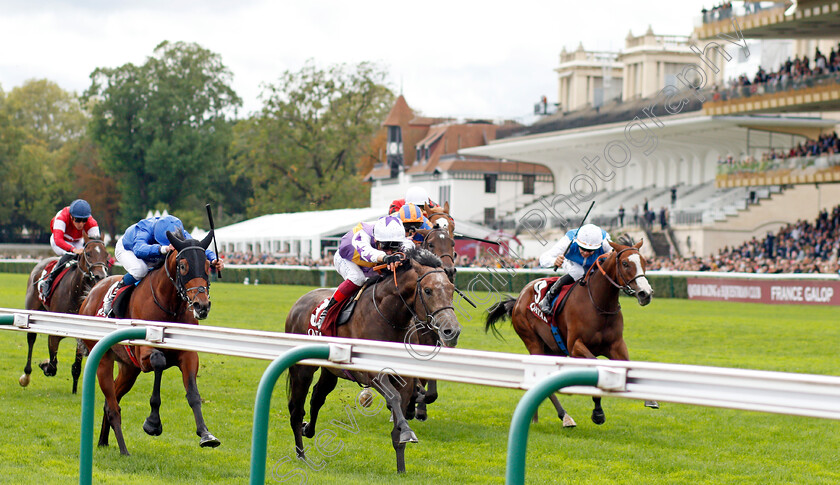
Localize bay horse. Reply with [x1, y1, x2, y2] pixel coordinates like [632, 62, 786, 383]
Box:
[426, 201, 454, 239]
[78, 229, 219, 455]
[413, 227, 457, 421]
[285, 247, 461, 474]
[485, 238, 656, 427]
[22, 238, 110, 393]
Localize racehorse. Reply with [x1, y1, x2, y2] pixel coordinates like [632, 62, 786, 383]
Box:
[78, 230, 220, 455]
[413, 227, 457, 420]
[426, 202, 454, 239]
[485, 238, 656, 427]
[284, 247, 461, 473]
[21, 238, 110, 393]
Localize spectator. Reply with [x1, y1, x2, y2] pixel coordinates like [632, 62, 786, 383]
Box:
[618, 206, 625, 227]
[659, 207, 668, 230]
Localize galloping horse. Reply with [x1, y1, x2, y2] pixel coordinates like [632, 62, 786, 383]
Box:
[78, 230, 219, 455]
[285, 248, 461, 473]
[426, 202, 454, 239]
[413, 227, 457, 420]
[485, 238, 656, 427]
[22, 238, 110, 393]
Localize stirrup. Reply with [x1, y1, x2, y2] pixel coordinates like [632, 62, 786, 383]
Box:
[539, 296, 553, 314]
[38, 279, 50, 300]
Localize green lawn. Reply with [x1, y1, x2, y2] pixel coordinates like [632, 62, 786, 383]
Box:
[0, 273, 838, 484]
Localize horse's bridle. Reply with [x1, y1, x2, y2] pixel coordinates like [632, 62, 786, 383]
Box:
[79, 240, 109, 282]
[583, 247, 646, 315]
[421, 227, 457, 265]
[372, 261, 454, 332]
[158, 246, 211, 316]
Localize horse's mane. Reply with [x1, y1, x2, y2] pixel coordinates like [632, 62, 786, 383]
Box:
[615, 233, 635, 247]
[368, 247, 442, 285]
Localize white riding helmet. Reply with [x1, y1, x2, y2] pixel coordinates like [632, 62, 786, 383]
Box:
[373, 216, 406, 242]
[405, 186, 429, 206]
[575, 224, 604, 250]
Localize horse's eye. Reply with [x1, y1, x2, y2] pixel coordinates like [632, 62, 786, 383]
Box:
[622, 261, 629, 267]
[424, 288, 432, 295]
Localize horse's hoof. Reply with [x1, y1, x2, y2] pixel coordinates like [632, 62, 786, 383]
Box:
[645, 400, 660, 409]
[415, 411, 427, 422]
[39, 361, 57, 377]
[591, 410, 605, 425]
[142, 419, 162, 436]
[200, 433, 221, 448]
[399, 429, 418, 444]
[302, 422, 315, 439]
[562, 414, 577, 428]
[19, 374, 30, 387]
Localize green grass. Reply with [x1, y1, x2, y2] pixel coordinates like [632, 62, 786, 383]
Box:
[0, 273, 839, 484]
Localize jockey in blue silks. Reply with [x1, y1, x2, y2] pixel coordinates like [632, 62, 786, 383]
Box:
[537, 223, 613, 313]
[102, 215, 223, 315]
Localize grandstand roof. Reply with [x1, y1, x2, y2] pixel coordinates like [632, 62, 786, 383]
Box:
[459, 114, 839, 165]
[215, 207, 384, 243]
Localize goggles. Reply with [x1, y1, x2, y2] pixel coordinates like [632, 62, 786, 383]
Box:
[378, 241, 403, 251]
[73, 217, 89, 223]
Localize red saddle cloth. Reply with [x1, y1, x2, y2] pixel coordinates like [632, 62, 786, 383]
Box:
[529, 276, 574, 325]
[38, 260, 73, 306]
[308, 296, 352, 337]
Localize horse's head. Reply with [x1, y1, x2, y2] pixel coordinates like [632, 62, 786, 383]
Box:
[417, 228, 457, 282]
[168, 229, 215, 320]
[79, 239, 110, 283]
[608, 239, 653, 306]
[427, 203, 454, 239]
[393, 248, 461, 347]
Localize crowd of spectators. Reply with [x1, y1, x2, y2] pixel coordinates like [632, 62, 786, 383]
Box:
[701, 2, 780, 24]
[649, 205, 840, 274]
[717, 132, 840, 174]
[221, 251, 331, 267]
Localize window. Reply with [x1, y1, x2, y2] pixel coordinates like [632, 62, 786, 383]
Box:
[484, 208, 496, 226]
[523, 174, 535, 195]
[387, 126, 402, 144]
[439, 185, 451, 206]
[484, 173, 497, 193]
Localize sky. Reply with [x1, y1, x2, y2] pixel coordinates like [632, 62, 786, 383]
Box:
[0, 0, 712, 123]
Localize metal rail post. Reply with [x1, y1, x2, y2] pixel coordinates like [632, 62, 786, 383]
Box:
[506, 368, 600, 485]
[79, 327, 148, 485]
[0, 315, 13, 325]
[250, 344, 332, 485]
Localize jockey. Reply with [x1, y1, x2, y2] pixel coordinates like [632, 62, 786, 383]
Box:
[537, 223, 613, 314]
[38, 199, 101, 300]
[394, 202, 433, 243]
[319, 215, 414, 326]
[102, 215, 223, 315]
[388, 186, 438, 217]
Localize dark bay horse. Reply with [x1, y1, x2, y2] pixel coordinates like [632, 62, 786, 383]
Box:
[22, 239, 110, 392]
[78, 230, 219, 455]
[285, 248, 461, 473]
[485, 239, 656, 427]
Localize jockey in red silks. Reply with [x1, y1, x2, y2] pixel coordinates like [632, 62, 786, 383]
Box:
[318, 215, 415, 327]
[101, 215, 224, 316]
[38, 199, 101, 300]
[537, 223, 613, 314]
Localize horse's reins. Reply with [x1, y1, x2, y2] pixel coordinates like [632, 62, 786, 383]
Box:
[421, 227, 457, 265]
[79, 240, 109, 281]
[583, 247, 645, 315]
[371, 260, 453, 332]
[154, 246, 211, 317]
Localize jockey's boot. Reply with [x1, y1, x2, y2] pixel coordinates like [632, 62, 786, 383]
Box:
[37, 278, 51, 301]
[102, 281, 125, 317]
[539, 274, 575, 314]
[38, 253, 75, 300]
[317, 297, 339, 328]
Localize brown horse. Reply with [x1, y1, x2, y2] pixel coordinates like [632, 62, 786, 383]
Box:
[413, 227, 457, 420]
[485, 238, 656, 427]
[22, 239, 110, 393]
[427, 202, 454, 239]
[78, 230, 219, 455]
[285, 247, 461, 473]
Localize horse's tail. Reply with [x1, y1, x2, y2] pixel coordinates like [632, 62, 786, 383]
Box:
[485, 297, 516, 340]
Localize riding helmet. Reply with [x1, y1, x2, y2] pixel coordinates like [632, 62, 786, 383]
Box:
[69, 199, 92, 219]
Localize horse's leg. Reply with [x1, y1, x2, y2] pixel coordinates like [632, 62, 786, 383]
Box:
[372, 373, 416, 473]
[142, 349, 166, 437]
[289, 364, 318, 460]
[569, 339, 606, 424]
[71, 339, 86, 394]
[96, 352, 133, 455]
[302, 370, 338, 438]
[414, 382, 428, 421]
[549, 393, 577, 427]
[174, 350, 219, 447]
[39, 335, 62, 377]
[425, 379, 438, 404]
[20, 332, 36, 387]
[608, 339, 659, 409]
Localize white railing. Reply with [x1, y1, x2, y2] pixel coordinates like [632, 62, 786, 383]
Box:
[2, 308, 840, 420]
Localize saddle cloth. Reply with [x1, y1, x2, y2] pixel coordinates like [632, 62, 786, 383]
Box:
[308, 286, 364, 337]
[37, 260, 74, 306]
[96, 280, 134, 318]
[528, 277, 575, 325]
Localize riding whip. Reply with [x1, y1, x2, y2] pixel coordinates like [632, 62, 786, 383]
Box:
[555, 200, 596, 271]
[205, 204, 222, 279]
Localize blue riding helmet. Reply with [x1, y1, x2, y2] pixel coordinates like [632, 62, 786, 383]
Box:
[69, 199, 92, 219]
[152, 215, 185, 246]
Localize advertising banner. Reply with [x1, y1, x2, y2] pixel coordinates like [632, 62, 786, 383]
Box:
[686, 277, 840, 305]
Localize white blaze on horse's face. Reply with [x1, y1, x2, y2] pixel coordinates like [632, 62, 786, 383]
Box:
[435, 219, 449, 230]
[626, 253, 653, 297]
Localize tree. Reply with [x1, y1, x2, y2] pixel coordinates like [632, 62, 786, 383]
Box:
[84, 41, 242, 228]
[233, 61, 394, 216]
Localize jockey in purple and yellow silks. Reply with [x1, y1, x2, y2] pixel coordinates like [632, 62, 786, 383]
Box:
[537, 223, 613, 314]
[319, 216, 415, 326]
[394, 203, 432, 243]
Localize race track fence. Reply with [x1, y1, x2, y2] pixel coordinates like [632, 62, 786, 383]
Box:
[1, 308, 840, 484]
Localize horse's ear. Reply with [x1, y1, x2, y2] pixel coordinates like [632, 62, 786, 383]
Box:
[634, 239, 644, 249]
[168, 230, 188, 252]
[609, 240, 620, 251]
[444, 201, 450, 213]
[200, 229, 214, 251]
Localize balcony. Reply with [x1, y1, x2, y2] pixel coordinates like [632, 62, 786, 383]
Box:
[695, 1, 840, 40]
[716, 153, 840, 187]
[703, 73, 840, 115]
